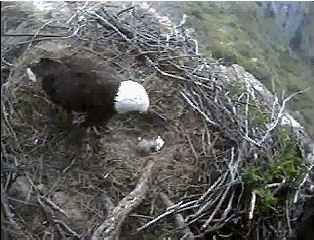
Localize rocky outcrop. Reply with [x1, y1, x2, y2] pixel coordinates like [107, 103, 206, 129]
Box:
[259, 1, 314, 63]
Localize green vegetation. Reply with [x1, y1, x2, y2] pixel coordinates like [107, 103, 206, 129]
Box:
[226, 75, 306, 212]
[154, 227, 175, 238]
[177, 2, 313, 134]
[226, 80, 246, 97]
[242, 129, 306, 213]
[249, 105, 269, 128]
[227, 80, 269, 129]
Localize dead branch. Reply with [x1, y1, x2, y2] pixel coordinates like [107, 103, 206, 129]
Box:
[256, 87, 310, 146]
[91, 158, 156, 240]
[160, 192, 195, 240]
[53, 219, 80, 238]
[248, 190, 257, 220]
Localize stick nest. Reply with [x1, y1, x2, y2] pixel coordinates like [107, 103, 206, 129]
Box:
[1, 2, 312, 239]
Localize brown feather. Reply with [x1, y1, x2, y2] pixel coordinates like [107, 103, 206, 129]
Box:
[31, 58, 120, 125]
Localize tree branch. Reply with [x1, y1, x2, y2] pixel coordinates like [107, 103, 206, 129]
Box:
[91, 158, 156, 240]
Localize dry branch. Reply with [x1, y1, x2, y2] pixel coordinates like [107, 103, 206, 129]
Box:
[91, 158, 156, 240]
[160, 192, 195, 240]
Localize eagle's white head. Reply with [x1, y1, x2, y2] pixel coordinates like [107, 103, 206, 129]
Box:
[114, 80, 150, 114]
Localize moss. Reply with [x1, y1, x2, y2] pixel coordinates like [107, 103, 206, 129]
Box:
[256, 188, 278, 210]
[249, 105, 269, 127]
[226, 80, 269, 128]
[242, 129, 305, 214]
[226, 80, 246, 97]
[155, 227, 175, 238]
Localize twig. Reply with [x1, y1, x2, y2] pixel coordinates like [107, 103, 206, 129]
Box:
[53, 219, 81, 238]
[14, 24, 86, 45]
[136, 206, 177, 233]
[117, 6, 134, 16]
[180, 91, 218, 127]
[257, 87, 310, 146]
[185, 131, 198, 159]
[2, 33, 68, 38]
[66, 1, 89, 24]
[29, 19, 56, 47]
[249, 190, 257, 220]
[144, 55, 190, 82]
[130, 214, 154, 220]
[285, 200, 292, 236]
[89, 11, 131, 42]
[160, 192, 195, 240]
[201, 181, 232, 230]
[91, 157, 156, 240]
[40, 195, 69, 218]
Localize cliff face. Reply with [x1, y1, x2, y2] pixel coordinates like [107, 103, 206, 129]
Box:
[260, 1, 314, 64]
[260, 2, 307, 41]
[155, 1, 314, 63]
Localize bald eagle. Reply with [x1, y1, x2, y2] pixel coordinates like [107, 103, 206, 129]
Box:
[29, 58, 149, 125]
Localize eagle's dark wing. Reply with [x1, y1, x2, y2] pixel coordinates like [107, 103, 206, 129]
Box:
[32, 58, 120, 125]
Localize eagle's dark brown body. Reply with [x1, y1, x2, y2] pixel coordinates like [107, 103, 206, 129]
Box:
[31, 58, 120, 125]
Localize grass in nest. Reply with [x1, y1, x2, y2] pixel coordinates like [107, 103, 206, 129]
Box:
[226, 80, 270, 129]
[226, 80, 246, 97]
[249, 105, 269, 128]
[242, 129, 306, 213]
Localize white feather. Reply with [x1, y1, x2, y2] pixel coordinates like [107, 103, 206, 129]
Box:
[114, 80, 149, 114]
[27, 68, 37, 82]
[155, 136, 165, 151]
